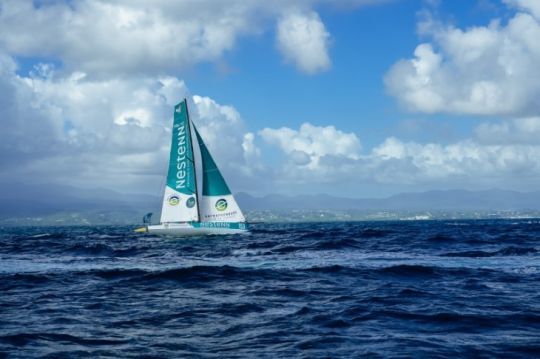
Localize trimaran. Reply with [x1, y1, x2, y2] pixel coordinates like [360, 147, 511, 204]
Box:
[135, 99, 248, 236]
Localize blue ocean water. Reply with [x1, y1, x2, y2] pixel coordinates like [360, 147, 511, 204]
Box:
[0, 220, 539, 358]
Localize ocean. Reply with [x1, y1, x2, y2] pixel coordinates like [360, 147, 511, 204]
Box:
[1, 220, 539, 358]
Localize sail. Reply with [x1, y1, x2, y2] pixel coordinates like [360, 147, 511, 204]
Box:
[193, 126, 246, 223]
[160, 100, 199, 223]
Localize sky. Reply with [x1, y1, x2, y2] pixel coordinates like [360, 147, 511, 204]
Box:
[1, 0, 540, 198]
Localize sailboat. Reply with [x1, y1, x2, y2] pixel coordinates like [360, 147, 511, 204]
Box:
[136, 99, 248, 236]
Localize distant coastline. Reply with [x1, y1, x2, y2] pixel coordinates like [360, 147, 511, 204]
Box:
[2, 183, 540, 226]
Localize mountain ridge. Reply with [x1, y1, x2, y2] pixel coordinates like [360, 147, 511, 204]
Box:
[1, 183, 540, 223]
[235, 189, 540, 211]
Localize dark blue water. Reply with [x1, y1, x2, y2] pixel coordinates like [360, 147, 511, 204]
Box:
[1, 220, 539, 358]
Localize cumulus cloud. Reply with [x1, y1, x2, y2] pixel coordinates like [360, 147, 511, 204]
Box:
[190, 95, 262, 178]
[475, 117, 540, 145]
[385, 2, 540, 115]
[0, 0, 260, 77]
[276, 10, 331, 74]
[0, 0, 385, 77]
[370, 137, 540, 188]
[504, 0, 540, 19]
[0, 53, 260, 192]
[3, 0, 539, 195]
[260, 121, 540, 190]
[259, 123, 360, 170]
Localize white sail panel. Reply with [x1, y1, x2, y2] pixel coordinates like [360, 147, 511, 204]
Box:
[199, 194, 245, 222]
[160, 186, 199, 223]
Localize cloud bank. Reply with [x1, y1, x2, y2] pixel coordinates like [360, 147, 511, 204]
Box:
[0, 0, 379, 77]
[0, 55, 259, 192]
[1, 0, 540, 196]
[259, 119, 540, 191]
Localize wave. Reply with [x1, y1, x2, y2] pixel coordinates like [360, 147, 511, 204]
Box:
[398, 288, 433, 297]
[377, 264, 438, 276]
[299, 264, 493, 280]
[440, 246, 537, 258]
[358, 228, 394, 238]
[302, 264, 352, 274]
[373, 264, 502, 279]
[316, 237, 362, 250]
[427, 234, 455, 242]
[66, 242, 115, 256]
[28, 233, 53, 238]
[65, 242, 143, 257]
[356, 310, 540, 328]
[1, 221, 539, 358]
[0, 333, 128, 347]
[131, 265, 286, 284]
[23, 232, 72, 240]
[0, 273, 52, 291]
[264, 237, 364, 254]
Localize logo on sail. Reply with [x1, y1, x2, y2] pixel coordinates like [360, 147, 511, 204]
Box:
[186, 196, 196, 208]
[168, 195, 180, 206]
[215, 198, 228, 211]
[175, 122, 188, 190]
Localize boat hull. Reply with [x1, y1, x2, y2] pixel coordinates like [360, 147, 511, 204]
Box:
[144, 222, 248, 236]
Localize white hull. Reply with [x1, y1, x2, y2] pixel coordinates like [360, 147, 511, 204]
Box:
[145, 222, 248, 236]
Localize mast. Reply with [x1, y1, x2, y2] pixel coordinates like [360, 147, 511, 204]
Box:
[185, 99, 201, 222]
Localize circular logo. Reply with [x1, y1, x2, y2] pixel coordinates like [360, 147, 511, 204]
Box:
[186, 196, 196, 208]
[215, 198, 228, 211]
[168, 195, 180, 206]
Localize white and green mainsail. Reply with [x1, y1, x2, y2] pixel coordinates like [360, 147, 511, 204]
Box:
[160, 100, 199, 223]
[159, 99, 245, 226]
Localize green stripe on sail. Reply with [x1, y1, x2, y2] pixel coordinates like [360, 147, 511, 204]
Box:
[165, 99, 196, 195]
[194, 126, 232, 196]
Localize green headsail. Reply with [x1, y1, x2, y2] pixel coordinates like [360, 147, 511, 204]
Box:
[165, 100, 196, 195]
[193, 126, 232, 196]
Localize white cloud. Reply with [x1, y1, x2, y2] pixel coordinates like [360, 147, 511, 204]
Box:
[0, 0, 385, 77]
[4, 47, 540, 194]
[504, 0, 540, 19]
[370, 137, 540, 186]
[0, 54, 260, 193]
[4, 0, 540, 195]
[259, 123, 360, 170]
[475, 117, 540, 145]
[190, 95, 263, 178]
[260, 121, 540, 190]
[241, 132, 262, 174]
[0, 0, 393, 77]
[276, 10, 331, 74]
[0, 0, 259, 77]
[385, 3, 540, 115]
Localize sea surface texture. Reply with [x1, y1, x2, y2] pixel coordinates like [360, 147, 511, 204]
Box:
[1, 220, 539, 358]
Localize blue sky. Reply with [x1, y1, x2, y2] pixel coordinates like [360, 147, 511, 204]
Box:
[182, 1, 501, 141]
[183, 1, 418, 144]
[1, 0, 540, 197]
